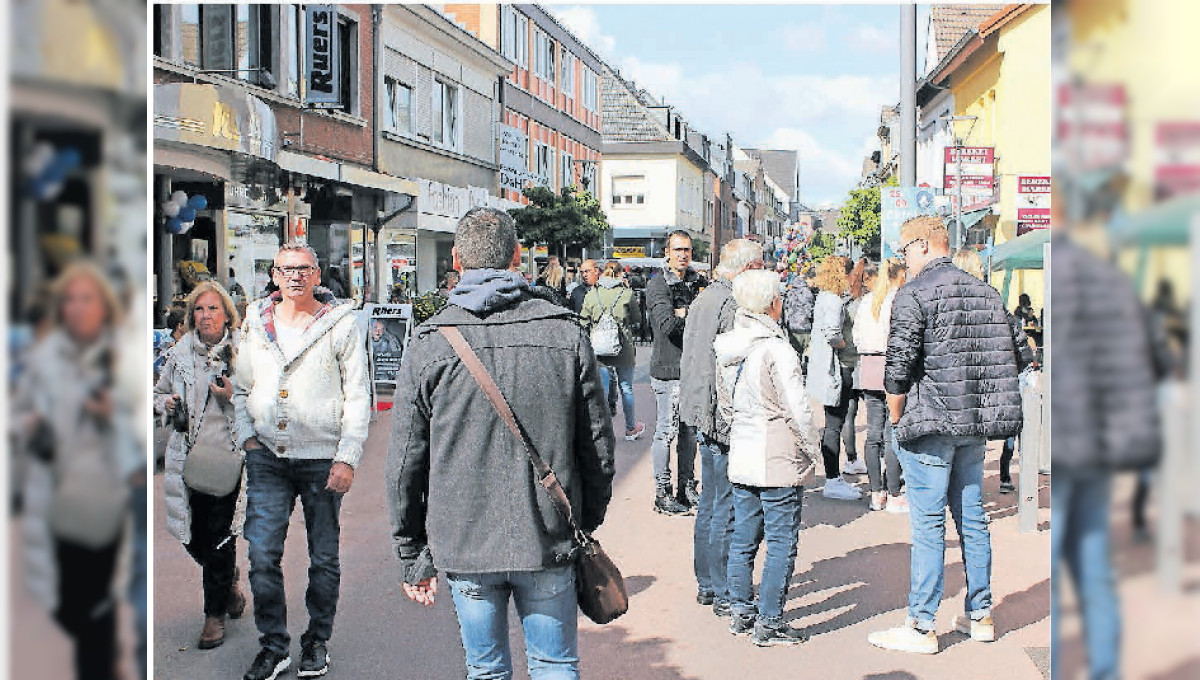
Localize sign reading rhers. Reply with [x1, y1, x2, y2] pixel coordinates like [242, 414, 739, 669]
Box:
[305, 5, 341, 108]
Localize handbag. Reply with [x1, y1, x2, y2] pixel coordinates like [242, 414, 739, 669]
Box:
[859, 354, 886, 392]
[439, 326, 629, 624]
[48, 425, 128, 549]
[181, 389, 243, 497]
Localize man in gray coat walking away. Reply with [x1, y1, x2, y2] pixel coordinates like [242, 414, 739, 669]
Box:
[679, 239, 763, 617]
[387, 207, 616, 680]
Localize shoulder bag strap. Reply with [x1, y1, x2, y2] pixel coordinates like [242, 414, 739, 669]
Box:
[438, 326, 586, 542]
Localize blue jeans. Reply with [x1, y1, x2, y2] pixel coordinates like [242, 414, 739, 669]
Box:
[598, 362, 636, 431]
[726, 484, 803, 629]
[693, 433, 734, 602]
[892, 432, 992, 632]
[446, 567, 579, 680]
[244, 448, 343, 654]
[129, 481, 147, 680]
[1052, 471, 1119, 680]
[650, 378, 696, 489]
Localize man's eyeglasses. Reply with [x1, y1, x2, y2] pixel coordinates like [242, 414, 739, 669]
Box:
[898, 238, 926, 260]
[273, 265, 317, 277]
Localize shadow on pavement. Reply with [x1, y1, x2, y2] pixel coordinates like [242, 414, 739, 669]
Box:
[624, 574, 657, 598]
[863, 672, 921, 680]
[782, 542, 966, 639]
[1148, 657, 1200, 680]
[801, 486, 871, 529]
[579, 625, 698, 680]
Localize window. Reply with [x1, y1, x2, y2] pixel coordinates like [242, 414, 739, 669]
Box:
[384, 77, 413, 134]
[337, 15, 356, 113]
[560, 150, 574, 189]
[534, 30, 555, 84]
[283, 6, 301, 97]
[561, 48, 575, 97]
[174, 5, 276, 89]
[433, 80, 459, 149]
[500, 6, 528, 68]
[581, 67, 598, 112]
[534, 143, 551, 185]
[611, 175, 645, 207]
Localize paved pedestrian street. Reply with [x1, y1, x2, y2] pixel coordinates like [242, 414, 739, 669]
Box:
[149, 348, 1052, 680]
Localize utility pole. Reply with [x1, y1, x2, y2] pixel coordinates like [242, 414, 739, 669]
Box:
[900, 5, 917, 187]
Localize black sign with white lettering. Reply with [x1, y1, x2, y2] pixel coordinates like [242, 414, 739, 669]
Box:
[305, 5, 341, 108]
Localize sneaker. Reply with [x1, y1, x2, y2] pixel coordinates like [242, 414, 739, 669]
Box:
[822, 477, 862, 501]
[753, 625, 808, 647]
[298, 640, 330, 678]
[654, 490, 692, 516]
[712, 600, 731, 618]
[998, 481, 1015, 494]
[867, 623, 938, 654]
[885, 494, 909, 514]
[953, 615, 996, 642]
[696, 589, 715, 606]
[729, 613, 755, 637]
[843, 458, 868, 475]
[870, 491, 887, 511]
[624, 422, 647, 441]
[682, 480, 700, 508]
[244, 648, 292, 680]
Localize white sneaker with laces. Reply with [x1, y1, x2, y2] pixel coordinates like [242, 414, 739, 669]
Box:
[953, 615, 996, 642]
[885, 494, 910, 514]
[868, 623, 938, 654]
[842, 459, 868, 475]
[822, 477, 862, 501]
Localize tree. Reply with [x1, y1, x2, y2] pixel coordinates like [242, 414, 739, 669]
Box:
[508, 185, 610, 260]
[836, 175, 896, 261]
[805, 231, 838, 261]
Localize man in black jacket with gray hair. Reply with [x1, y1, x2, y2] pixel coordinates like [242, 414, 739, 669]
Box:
[868, 215, 1031, 656]
[387, 207, 615, 679]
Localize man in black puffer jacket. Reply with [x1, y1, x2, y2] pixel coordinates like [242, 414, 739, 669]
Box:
[869, 215, 1031, 655]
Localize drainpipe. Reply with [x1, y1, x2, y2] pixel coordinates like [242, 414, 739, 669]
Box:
[372, 6, 382, 174]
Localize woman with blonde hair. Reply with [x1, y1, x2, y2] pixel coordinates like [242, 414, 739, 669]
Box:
[808, 256, 862, 501]
[853, 258, 908, 512]
[155, 280, 248, 649]
[14, 261, 140, 680]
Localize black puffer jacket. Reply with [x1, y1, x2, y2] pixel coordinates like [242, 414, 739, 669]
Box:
[1051, 234, 1161, 472]
[646, 267, 701, 380]
[386, 292, 616, 578]
[885, 257, 1031, 444]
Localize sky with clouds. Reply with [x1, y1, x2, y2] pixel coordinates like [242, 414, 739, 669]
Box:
[551, 4, 930, 209]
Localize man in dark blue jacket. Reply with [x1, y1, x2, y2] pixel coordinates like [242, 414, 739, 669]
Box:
[387, 207, 615, 679]
[869, 215, 1030, 655]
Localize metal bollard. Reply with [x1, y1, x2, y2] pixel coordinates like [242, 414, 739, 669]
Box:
[1018, 369, 1042, 534]
[1158, 380, 1186, 593]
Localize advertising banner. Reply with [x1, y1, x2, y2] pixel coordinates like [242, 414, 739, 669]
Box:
[1155, 122, 1200, 200]
[943, 147, 995, 201]
[498, 124, 530, 193]
[881, 186, 940, 260]
[1016, 176, 1051, 236]
[366, 303, 410, 386]
[305, 5, 341, 108]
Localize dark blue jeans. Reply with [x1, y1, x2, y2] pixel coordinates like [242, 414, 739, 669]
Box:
[244, 448, 343, 655]
[727, 484, 803, 629]
[693, 433, 734, 602]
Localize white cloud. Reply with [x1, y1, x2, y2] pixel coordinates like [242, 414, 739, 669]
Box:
[775, 23, 827, 52]
[552, 6, 616, 57]
[764, 127, 861, 188]
[848, 24, 897, 53]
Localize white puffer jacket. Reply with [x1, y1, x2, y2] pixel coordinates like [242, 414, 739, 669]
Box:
[714, 309, 817, 488]
[852, 289, 897, 355]
[233, 292, 371, 468]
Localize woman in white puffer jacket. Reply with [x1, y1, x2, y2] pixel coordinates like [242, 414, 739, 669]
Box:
[713, 270, 817, 646]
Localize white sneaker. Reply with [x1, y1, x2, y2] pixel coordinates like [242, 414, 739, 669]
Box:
[953, 615, 996, 642]
[842, 459, 868, 475]
[868, 623, 938, 654]
[884, 494, 910, 514]
[822, 477, 862, 501]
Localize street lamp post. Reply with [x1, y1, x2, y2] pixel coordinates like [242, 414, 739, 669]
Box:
[941, 115, 978, 250]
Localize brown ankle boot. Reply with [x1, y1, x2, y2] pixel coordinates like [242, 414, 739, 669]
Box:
[228, 584, 246, 619]
[197, 615, 226, 649]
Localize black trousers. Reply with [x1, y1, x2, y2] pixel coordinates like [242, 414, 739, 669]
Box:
[55, 536, 122, 680]
[821, 365, 857, 479]
[184, 483, 240, 616]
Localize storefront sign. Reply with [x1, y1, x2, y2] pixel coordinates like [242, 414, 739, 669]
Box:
[154, 83, 279, 161]
[943, 147, 995, 199]
[613, 246, 646, 258]
[1016, 176, 1051, 236]
[1155, 122, 1200, 200]
[1056, 83, 1127, 171]
[498, 125, 530, 192]
[881, 187, 940, 260]
[305, 5, 341, 109]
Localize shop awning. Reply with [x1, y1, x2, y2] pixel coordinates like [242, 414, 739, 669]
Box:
[990, 228, 1050, 272]
[154, 83, 278, 162]
[1110, 193, 1200, 248]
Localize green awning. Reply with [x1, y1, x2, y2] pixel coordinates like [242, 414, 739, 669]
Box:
[990, 229, 1050, 272]
[1110, 193, 1200, 248]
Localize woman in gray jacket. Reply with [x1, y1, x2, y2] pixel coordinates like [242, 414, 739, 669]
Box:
[808, 256, 862, 501]
[715, 270, 816, 647]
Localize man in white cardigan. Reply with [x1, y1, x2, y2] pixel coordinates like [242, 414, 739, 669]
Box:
[233, 242, 370, 680]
